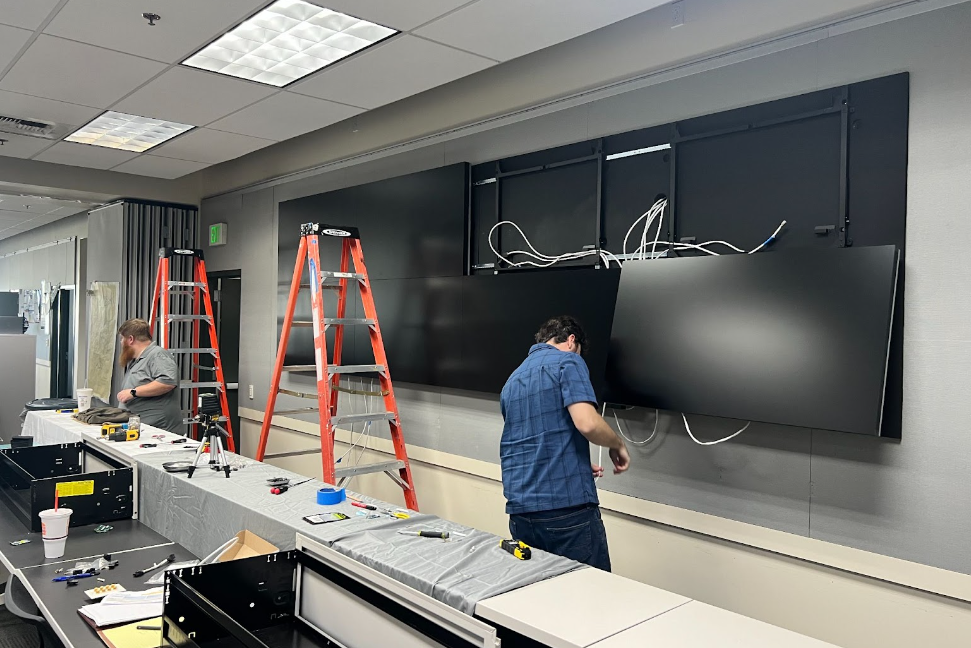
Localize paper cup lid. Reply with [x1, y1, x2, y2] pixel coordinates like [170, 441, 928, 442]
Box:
[39, 508, 73, 518]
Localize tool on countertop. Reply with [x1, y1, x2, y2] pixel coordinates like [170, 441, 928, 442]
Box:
[500, 539, 532, 560]
[132, 553, 176, 577]
[9, 539, 30, 546]
[269, 478, 313, 495]
[303, 512, 350, 525]
[100, 422, 124, 438]
[350, 501, 378, 511]
[140, 443, 157, 448]
[385, 509, 410, 520]
[94, 524, 113, 533]
[106, 427, 139, 442]
[397, 530, 450, 540]
[53, 573, 96, 582]
[55, 408, 78, 413]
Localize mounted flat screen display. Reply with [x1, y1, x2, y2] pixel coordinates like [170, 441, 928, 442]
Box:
[605, 246, 899, 435]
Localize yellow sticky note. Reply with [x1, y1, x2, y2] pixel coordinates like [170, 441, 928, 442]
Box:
[56, 480, 95, 497]
[101, 616, 163, 648]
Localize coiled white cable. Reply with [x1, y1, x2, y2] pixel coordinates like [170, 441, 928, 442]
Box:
[681, 413, 750, 445]
[614, 409, 658, 445]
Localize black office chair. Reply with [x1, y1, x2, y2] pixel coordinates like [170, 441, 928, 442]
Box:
[4, 572, 64, 648]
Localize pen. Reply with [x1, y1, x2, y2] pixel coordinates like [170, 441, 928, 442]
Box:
[136, 625, 161, 630]
[52, 573, 95, 582]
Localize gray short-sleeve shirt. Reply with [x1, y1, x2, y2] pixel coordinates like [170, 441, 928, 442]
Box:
[121, 343, 183, 434]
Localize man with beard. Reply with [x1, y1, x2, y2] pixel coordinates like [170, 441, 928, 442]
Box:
[115, 318, 183, 434]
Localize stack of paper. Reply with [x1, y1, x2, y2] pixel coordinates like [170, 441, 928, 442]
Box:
[78, 587, 164, 627]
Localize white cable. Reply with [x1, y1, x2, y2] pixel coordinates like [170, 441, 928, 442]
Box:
[622, 199, 666, 258]
[747, 220, 787, 254]
[614, 409, 658, 445]
[681, 413, 750, 446]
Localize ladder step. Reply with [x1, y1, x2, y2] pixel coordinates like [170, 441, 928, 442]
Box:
[278, 282, 342, 291]
[168, 281, 207, 288]
[329, 364, 385, 375]
[273, 407, 320, 415]
[168, 348, 217, 354]
[180, 381, 222, 389]
[320, 271, 365, 280]
[168, 314, 212, 321]
[264, 448, 321, 459]
[334, 460, 405, 480]
[282, 365, 317, 372]
[331, 412, 395, 426]
[191, 364, 217, 372]
[324, 318, 374, 326]
[165, 288, 199, 295]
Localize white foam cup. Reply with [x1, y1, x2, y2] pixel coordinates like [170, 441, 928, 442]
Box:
[77, 388, 93, 412]
[39, 508, 72, 559]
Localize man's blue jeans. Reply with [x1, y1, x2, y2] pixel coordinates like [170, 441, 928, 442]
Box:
[509, 503, 611, 571]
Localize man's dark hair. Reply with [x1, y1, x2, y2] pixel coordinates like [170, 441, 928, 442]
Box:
[118, 318, 153, 342]
[535, 316, 588, 354]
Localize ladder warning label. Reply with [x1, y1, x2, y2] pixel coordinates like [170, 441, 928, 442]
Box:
[56, 480, 95, 497]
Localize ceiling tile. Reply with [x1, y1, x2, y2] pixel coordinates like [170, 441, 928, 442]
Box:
[0, 134, 54, 159]
[0, 90, 101, 126]
[208, 93, 362, 142]
[0, 23, 31, 69]
[321, 0, 473, 31]
[151, 128, 274, 164]
[292, 35, 493, 110]
[33, 141, 139, 169]
[112, 67, 275, 126]
[111, 155, 209, 179]
[43, 0, 269, 64]
[415, 0, 670, 61]
[0, 0, 60, 30]
[0, 35, 167, 108]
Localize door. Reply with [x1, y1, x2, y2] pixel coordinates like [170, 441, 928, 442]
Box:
[202, 271, 241, 451]
[49, 288, 75, 398]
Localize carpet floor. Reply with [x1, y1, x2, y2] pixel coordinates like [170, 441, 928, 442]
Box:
[0, 605, 41, 648]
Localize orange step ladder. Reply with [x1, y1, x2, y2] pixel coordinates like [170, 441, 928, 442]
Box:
[148, 248, 235, 451]
[256, 223, 418, 511]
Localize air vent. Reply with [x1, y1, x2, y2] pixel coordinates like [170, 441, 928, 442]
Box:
[0, 115, 58, 139]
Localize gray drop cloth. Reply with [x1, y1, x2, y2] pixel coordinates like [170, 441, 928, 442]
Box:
[133, 449, 580, 614]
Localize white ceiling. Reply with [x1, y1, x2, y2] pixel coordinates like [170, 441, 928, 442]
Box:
[0, 0, 670, 180]
[0, 192, 97, 239]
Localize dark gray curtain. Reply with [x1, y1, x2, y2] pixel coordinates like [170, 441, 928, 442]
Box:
[120, 201, 199, 417]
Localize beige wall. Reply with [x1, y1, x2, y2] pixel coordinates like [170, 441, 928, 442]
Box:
[242, 414, 971, 648]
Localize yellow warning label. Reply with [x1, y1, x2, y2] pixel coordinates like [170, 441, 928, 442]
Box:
[56, 480, 95, 497]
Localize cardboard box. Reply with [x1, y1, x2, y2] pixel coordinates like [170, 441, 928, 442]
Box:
[216, 530, 279, 562]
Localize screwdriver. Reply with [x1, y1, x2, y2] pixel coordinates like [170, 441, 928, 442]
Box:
[270, 478, 312, 495]
[397, 530, 450, 540]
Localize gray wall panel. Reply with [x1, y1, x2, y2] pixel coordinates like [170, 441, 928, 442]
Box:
[200, 3, 971, 575]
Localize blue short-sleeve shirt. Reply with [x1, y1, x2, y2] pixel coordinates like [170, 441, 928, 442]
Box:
[499, 343, 600, 515]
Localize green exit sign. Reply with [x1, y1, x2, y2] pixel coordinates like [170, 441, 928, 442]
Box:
[209, 222, 227, 247]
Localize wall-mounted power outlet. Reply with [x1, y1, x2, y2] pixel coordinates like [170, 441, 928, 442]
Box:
[248, 384, 254, 400]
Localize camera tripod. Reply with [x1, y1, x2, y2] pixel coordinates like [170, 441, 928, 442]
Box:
[186, 414, 232, 479]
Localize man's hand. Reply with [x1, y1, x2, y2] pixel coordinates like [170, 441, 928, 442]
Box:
[609, 445, 630, 474]
[117, 389, 132, 404]
[592, 464, 605, 479]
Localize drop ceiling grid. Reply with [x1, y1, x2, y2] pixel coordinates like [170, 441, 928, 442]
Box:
[0, 0, 668, 177]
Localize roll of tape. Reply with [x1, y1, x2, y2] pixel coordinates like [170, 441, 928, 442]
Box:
[317, 487, 346, 505]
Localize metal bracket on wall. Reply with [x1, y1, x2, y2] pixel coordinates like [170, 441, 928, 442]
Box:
[838, 86, 851, 247]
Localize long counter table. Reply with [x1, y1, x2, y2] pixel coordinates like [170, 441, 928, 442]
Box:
[20, 409, 838, 647]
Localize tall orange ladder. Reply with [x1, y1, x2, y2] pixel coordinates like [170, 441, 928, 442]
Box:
[256, 223, 418, 511]
[148, 247, 235, 451]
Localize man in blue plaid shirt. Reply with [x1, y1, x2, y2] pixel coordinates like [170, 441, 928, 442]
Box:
[500, 316, 630, 571]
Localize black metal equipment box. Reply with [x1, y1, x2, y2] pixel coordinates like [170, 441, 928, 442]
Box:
[0, 442, 133, 532]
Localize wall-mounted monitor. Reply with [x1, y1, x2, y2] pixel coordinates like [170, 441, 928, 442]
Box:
[605, 246, 899, 435]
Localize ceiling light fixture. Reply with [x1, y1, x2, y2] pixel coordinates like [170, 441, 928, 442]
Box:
[182, 0, 397, 87]
[64, 111, 193, 153]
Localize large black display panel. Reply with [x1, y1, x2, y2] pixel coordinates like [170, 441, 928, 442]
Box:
[606, 246, 899, 435]
[278, 164, 468, 367]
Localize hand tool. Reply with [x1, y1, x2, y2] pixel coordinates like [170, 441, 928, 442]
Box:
[106, 428, 139, 442]
[397, 530, 450, 540]
[140, 443, 157, 448]
[270, 478, 312, 495]
[101, 422, 124, 438]
[500, 539, 532, 560]
[350, 501, 377, 511]
[133, 553, 175, 577]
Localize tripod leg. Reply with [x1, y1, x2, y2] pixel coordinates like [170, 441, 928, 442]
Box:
[186, 436, 207, 479]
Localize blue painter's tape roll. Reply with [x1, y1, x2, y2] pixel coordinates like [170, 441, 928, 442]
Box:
[317, 487, 345, 505]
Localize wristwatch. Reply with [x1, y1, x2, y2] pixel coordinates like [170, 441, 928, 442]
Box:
[130, 388, 138, 399]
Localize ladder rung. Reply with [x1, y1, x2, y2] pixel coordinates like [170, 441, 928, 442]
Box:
[334, 460, 405, 480]
[191, 364, 216, 371]
[278, 282, 342, 291]
[168, 314, 212, 321]
[331, 412, 395, 426]
[278, 388, 319, 400]
[166, 289, 198, 295]
[180, 381, 222, 389]
[281, 365, 317, 372]
[291, 321, 313, 327]
[320, 271, 365, 280]
[273, 407, 320, 415]
[329, 364, 384, 375]
[264, 449, 321, 459]
[324, 318, 374, 326]
[168, 348, 217, 354]
[168, 281, 207, 288]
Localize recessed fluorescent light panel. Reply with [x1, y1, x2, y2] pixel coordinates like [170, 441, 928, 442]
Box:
[65, 112, 193, 153]
[182, 0, 398, 87]
[605, 144, 672, 161]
